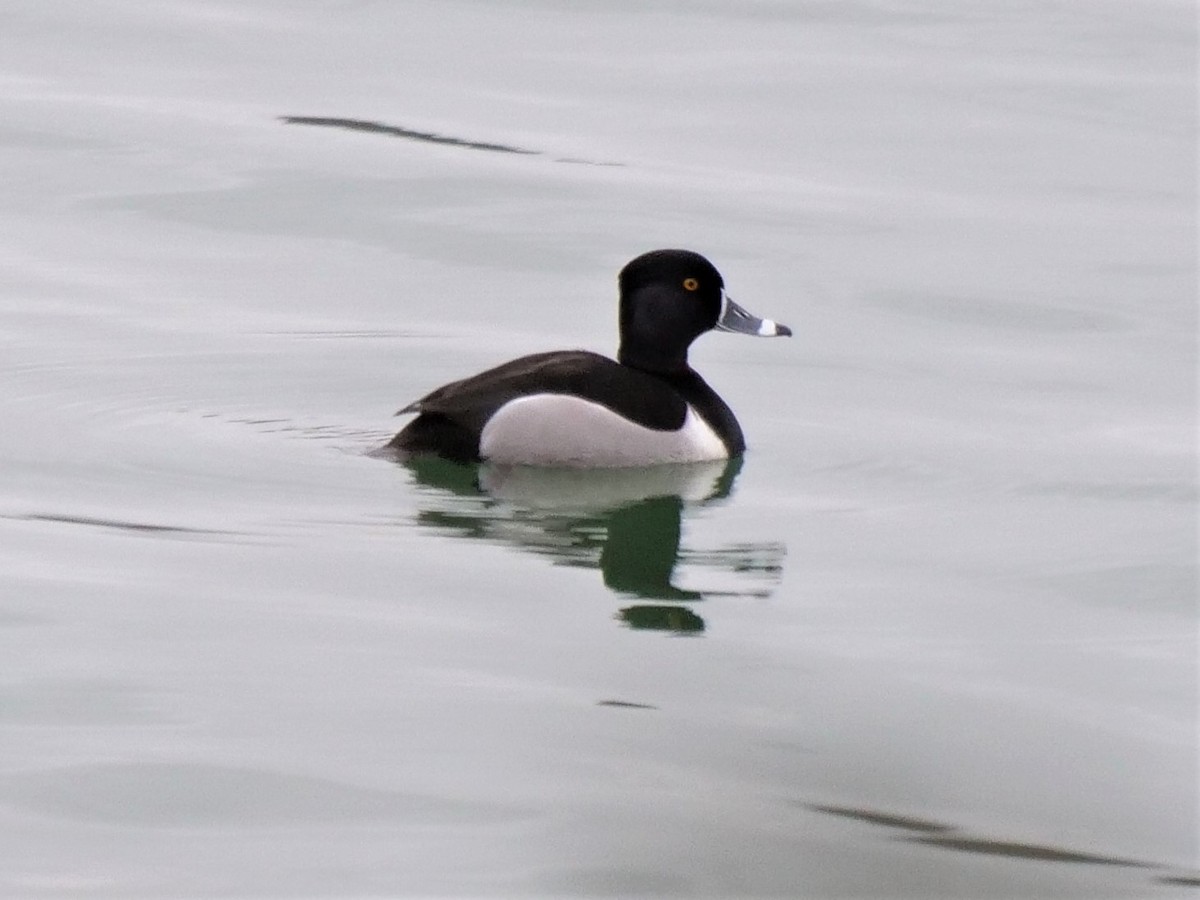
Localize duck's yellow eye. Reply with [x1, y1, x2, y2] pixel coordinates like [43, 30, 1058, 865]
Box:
[683, 277, 699, 291]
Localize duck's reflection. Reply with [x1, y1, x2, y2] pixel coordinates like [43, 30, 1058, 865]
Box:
[396, 455, 784, 633]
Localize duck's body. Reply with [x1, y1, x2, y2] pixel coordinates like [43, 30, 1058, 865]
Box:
[389, 250, 790, 467]
[393, 349, 741, 466]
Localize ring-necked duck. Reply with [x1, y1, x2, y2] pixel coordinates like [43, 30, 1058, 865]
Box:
[388, 249, 791, 466]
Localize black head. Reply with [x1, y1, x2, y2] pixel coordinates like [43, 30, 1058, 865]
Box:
[617, 249, 726, 374]
[616, 249, 790, 375]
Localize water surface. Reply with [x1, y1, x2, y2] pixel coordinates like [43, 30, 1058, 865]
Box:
[0, 1, 1195, 896]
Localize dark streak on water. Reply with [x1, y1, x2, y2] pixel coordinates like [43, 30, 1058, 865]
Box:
[279, 116, 625, 166]
[804, 803, 955, 833]
[596, 699, 658, 710]
[804, 802, 1198, 884]
[1157, 875, 1200, 888]
[280, 116, 537, 155]
[11, 513, 231, 537]
[906, 835, 1152, 868]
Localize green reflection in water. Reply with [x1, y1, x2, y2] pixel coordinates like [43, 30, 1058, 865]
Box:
[616, 604, 705, 633]
[395, 455, 784, 634]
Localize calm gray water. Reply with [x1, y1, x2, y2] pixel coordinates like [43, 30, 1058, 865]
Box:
[1, 1, 1196, 897]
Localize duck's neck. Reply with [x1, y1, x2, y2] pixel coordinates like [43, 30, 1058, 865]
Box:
[617, 346, 689, 375]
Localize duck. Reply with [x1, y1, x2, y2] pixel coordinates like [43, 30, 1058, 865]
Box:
[388, 249, 791, 467]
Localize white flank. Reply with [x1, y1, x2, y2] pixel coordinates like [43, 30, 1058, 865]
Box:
[478, 394, 728, 467]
